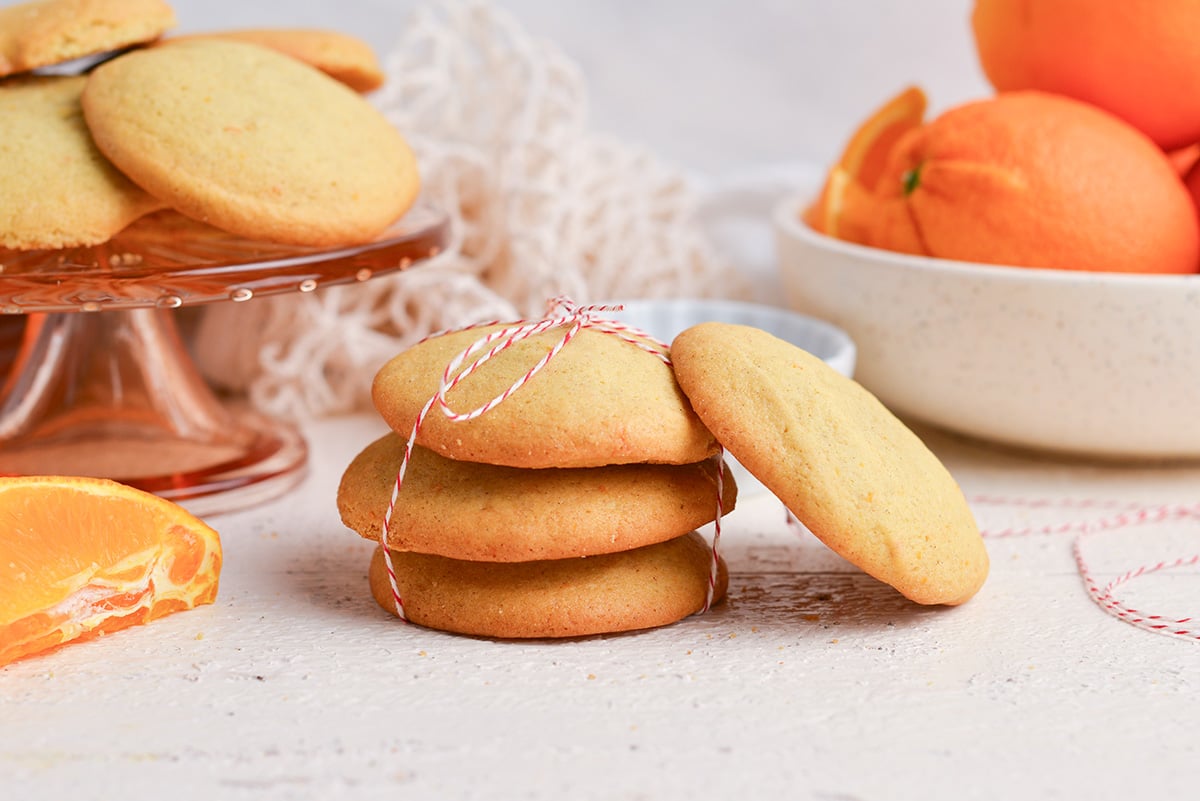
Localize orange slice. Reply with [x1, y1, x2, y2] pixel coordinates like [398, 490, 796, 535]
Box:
[814, 165, 922, 256]
[804, 86, 927, 233]
[0, 476, 222, 667]
[818, 167, 856, 239]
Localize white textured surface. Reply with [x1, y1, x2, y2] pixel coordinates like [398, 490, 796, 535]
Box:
[4, 414, 1198, 800]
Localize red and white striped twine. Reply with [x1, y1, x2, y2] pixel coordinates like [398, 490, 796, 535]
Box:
[707, 446, 726, 611]
[972, 496, 1200, 642]
[379, 296, 726, 622]
[784, 497, 1199, 641]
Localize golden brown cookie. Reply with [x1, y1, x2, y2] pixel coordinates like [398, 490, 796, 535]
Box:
[337, 434, 736, 561]
[372, 324, 718, 468]
[165, 28, 383, 92]
[671, 322, 988, 605]
[0, 0, 175, 77]
[368, 531, 727, 638]
[81, 39, 419, 246]
[0, 76, 163, 250]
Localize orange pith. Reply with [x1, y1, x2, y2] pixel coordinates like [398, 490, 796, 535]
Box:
[804, 86, 926, 234]
[0, 476, 222, 667]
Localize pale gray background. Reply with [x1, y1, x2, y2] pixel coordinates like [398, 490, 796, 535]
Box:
[167, 0, 992, 178]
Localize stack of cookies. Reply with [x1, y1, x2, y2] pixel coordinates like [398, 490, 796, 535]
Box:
[339, 314, 993, 640]
[1, 0, 417, 252]
[337, 323, 737, 639]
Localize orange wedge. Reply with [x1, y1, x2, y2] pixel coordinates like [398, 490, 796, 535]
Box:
[804, 86, 927, 233]
[0, 476, 222, 667]
[813, 164, 924, 256]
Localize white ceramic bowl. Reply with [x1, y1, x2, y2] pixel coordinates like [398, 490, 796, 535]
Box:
[774, 194, 1200, 459]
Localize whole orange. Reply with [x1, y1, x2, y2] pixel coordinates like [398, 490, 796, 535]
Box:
[849, 91, 1199, 274]
[973, 0, 1200, 150]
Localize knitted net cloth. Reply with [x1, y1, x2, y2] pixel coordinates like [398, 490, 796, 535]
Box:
[190, 1, 740, 419]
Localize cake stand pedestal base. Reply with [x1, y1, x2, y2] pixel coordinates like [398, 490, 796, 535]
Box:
[0, 308, 306, 516]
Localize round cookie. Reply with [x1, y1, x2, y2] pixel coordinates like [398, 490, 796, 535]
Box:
[0, 0, 175, 78]
[0, 76, 163, 250]
[165, 28, 384, 92]
[671, 322, 989, 606]
[368, 531, 728, 638]
[337, 434, 737, 561]
[372, 324, 718, 468]
[81, 39, 419, 247]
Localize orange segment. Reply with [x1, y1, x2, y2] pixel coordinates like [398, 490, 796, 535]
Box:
[0, 476, 221, 667]
[805, 86, 927, 233]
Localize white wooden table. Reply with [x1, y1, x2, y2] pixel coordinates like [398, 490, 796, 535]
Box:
[4, 413, 1197, 800]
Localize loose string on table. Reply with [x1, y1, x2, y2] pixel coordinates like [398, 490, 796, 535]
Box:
[379, 295, 727, 622]
[972, 495, 1200, 642]
[786, 496, 1200, 642]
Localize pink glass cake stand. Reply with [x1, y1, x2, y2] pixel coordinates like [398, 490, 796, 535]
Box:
[0, 203, 448, 515]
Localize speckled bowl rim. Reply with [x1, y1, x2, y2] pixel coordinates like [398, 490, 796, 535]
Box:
[774, 194, 1200, 286]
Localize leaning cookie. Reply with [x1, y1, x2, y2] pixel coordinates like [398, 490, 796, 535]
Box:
[0, 76, 163, 250]
[338, 434, 736, 561]
[163, 28, 383, 92]
[0, 0, 175, 78]
[82, 39, 419, 247]
[671, 322, 989, 606]
[369, 531, 727, 638]
[372, 325, 718, 468]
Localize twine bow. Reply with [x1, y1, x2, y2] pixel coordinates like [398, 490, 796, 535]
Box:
[380, 296, 726, 623]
